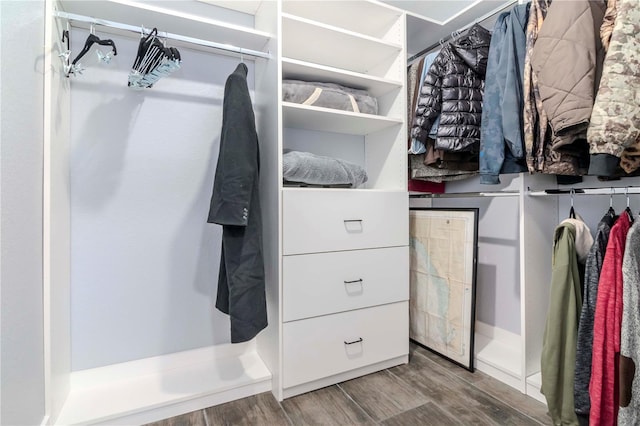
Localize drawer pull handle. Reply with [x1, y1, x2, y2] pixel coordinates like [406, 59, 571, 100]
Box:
[344, 338, 363, 345]
[344, 279, 363, 284]
[343, 219, 363, 223]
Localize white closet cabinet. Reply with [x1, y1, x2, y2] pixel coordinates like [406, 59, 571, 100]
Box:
[273, 0, 410, 400]
[42, 0, 409, 423]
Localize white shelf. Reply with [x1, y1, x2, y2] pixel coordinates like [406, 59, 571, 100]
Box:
[60, 0, 272, 52]
[282, 13, 402, 76]
[282, 58, 402, 98]
[282, 102, 402, 135]
[55, 345, 271, 425]
[282, 1, 402, 40]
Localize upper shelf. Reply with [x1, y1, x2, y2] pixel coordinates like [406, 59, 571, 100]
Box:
[282, 1, 402, 41]
[282, 13, 402, 76]
[282, 58, 402, 98]
[60, 0, 272, 52]
[282, 102, 402, 136]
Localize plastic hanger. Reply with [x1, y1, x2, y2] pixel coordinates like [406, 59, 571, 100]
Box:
[569, 188, 576, 219]
[128, 28, 181, 89]
[59, 21, 72, 77]
[70, 24, 118, 67]
[625, 187, 634, 223]
[607, 188, 616, 218]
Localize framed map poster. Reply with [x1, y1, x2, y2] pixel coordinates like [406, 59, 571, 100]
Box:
[409, 208, 478, 371]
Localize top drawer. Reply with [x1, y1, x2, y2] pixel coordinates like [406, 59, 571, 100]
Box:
[282, 189, 408, 255]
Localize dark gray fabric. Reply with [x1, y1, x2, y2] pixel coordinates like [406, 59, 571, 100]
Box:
[479, 4, 529, 184]
[282, 151, 368, 187]
[574, 212, 615, 421]
[208, 63, 267, 343]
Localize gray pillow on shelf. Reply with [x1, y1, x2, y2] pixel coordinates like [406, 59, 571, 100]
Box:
[282, 151, 368, 188]
[282, 79, 378, 115]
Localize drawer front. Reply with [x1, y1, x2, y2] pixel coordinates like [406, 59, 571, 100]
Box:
[283, 246, 408, 321]
[283, 302, 408, 388]
[282, 190, 408, 255]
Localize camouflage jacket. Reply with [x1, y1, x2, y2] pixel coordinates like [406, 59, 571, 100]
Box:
[587, 0, 640, 176]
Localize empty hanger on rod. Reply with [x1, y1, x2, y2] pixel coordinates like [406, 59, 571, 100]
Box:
[53, 10, 271, 60]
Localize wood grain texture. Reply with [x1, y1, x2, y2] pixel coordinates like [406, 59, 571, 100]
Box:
[381, 402, 462, 426]
[281, 385, 375, 425]
[338, 370, 429, 421]
[204, 392, 290, 426]
[144, 410, 206, 426]
[150, 341, 549, 426]
[389, 350, 543, 425]
[411, 341, 550, 424]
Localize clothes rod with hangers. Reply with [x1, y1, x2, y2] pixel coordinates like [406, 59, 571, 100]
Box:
[528, 187, 640, 196]
[53, 10, 271, 60]
[407, 0, 519, 63]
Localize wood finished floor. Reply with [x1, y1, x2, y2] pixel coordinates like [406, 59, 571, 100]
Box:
[145, 342, 550, 426]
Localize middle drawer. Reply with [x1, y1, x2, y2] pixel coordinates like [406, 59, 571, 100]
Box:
[283, 246, 409, 322]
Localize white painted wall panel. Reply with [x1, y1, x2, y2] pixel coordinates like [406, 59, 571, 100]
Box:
[69, 31, 256, 370]
[0, 1, 46, 424]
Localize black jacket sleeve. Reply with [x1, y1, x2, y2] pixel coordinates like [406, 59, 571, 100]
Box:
[411, 51, 446, 143]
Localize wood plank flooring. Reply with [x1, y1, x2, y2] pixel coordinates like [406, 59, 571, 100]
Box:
[145, 342, 550, 426]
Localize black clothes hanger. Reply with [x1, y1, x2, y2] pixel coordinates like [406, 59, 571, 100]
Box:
[70, 31, 117, 66]
[625, 188, 634, 223]
[569, 189, 576, 219]
[128, 28, 181, 89]
[607, 188, 616, 218]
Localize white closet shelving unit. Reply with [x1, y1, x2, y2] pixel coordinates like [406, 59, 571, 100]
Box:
[272, 0, 410, 400]
[43, 0, 279, 424]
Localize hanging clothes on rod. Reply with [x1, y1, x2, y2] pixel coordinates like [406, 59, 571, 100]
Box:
[541, 194, 593, 426]
[574, 192, 617, 424]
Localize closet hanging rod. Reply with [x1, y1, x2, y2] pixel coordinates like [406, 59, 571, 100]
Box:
[407, 0, 518, 63]
[53, 10, 271, 60]
[410, 190, 519, 198]
[528, 187, 640, 196]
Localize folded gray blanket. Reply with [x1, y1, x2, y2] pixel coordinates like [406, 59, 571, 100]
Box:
[283, 151, 368, 188]
[282, 79, 378, 115]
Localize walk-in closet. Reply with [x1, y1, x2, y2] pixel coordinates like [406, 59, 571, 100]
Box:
[2, 0, 638, 425]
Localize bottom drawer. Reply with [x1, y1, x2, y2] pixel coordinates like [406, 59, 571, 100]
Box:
[283, 302, 408, 388]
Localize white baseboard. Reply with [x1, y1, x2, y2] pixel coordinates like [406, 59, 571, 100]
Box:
[55, 342, 271, 425]
[282, 355, 409, 400]
[526, 372, 546, 404]
[474, 321, 524, 392]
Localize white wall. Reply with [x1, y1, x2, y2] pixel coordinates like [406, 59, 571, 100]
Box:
[0, 1, 46, 424]
[69, 30, 256, 370]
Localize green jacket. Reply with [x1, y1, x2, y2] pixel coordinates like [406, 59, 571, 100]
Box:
[541, 222, 583, 426]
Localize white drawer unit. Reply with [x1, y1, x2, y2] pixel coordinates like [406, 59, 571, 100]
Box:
[282, 189, 408, 255]
[283, 246, 409, 322]
[282, 302, 408, 388]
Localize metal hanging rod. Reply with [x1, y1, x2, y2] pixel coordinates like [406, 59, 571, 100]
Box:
[528, 186, 640, 196]
[408, 0, 519, 63]
[410, 190, 519, 198]
[53, 10, 271, 60]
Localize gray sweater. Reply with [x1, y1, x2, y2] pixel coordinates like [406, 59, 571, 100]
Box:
[619, 220, 640, 425]
[574, 212, 615, 421]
